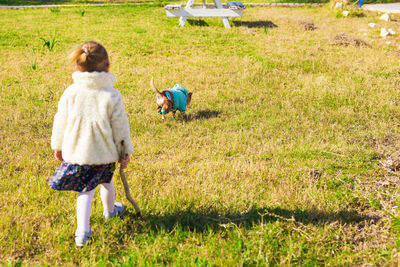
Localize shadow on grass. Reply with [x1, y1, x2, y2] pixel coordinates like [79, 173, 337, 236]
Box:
[124, 207, 379, 233]
[183, 109, 220, 122]
[232, 20, 278, 29]
[187, 19, 209, 27]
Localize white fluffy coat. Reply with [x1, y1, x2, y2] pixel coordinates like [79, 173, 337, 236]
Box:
[51, 71, 134, 165]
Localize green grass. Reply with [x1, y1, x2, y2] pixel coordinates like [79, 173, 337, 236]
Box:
[1, 0, 399, 7]
[0, 0, 146, 6]
[0, 0, 328, 6]
[1, 3, 400, 266]
[3, 0, 400, 7]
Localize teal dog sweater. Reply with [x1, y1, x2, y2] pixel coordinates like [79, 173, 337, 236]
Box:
[159, 84, 189, 114]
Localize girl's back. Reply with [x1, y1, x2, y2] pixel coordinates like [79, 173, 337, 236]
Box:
[55, 72, 128, 165]
[49, 41, 133, 247]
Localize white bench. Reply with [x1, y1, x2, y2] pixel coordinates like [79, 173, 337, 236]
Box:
[165, 1, 245, 28]
[165, 4, 183, 10]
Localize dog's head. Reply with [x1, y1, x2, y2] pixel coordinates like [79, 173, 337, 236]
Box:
[151, 78, 174, 117]
[151, 77, 192, 120]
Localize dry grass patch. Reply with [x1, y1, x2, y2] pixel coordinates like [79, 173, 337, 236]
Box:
[330, 32, 370, 47]
[299, 20, 317, 31]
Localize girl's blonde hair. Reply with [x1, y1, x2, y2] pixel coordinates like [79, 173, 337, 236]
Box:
[70, 41, 109, 72]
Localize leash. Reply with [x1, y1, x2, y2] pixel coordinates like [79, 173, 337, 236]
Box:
[119, 140, 141, 217]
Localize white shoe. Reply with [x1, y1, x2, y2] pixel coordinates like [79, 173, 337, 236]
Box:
[103, 202, 125, 219]
[75, 229, 91, 247]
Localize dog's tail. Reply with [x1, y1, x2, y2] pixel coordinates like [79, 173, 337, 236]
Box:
[150, 77, 161, 94]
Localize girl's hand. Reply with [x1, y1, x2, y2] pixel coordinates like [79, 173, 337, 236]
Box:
[119, 155, 130, 169]
[54, 150, 64, 161]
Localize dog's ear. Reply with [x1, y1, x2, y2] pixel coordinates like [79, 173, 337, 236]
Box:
[187, 92, 193, 105]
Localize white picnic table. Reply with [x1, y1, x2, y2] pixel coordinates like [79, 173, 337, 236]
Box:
[165, 0, 245, 28]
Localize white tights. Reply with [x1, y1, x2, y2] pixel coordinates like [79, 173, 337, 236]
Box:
[76, 180, 116, 233]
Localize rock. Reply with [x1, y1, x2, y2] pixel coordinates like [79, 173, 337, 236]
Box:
[380, 28, 395, 39]
[381, 28, 389, 38]
[343, 10, 349, 16]
[380, 13, 390, 22]
[335, 2, 342, 9]
[368, 22, 376, 28]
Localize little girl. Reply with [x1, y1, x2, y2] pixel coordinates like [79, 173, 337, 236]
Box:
[48, 41, 134, 247]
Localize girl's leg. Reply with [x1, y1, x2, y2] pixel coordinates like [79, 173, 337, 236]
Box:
[100, 179, 115, 214]
[100, 179, 124, 218]
[76, 189, 95, 234]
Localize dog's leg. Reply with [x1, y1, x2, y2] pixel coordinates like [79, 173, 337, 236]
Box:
[179, 111, 187, 121]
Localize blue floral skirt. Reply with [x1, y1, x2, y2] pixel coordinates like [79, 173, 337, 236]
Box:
[49, 162, 116, 192]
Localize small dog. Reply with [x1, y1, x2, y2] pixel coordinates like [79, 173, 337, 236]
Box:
[151, 77, 192, 120]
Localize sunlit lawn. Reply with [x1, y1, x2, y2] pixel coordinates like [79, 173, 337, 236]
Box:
[1, 3, 399, 266]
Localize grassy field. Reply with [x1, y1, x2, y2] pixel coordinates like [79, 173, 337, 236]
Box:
[3, 0, 400, 7]
[1, 3, 400, 266]
[0, 0, 329, 6]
